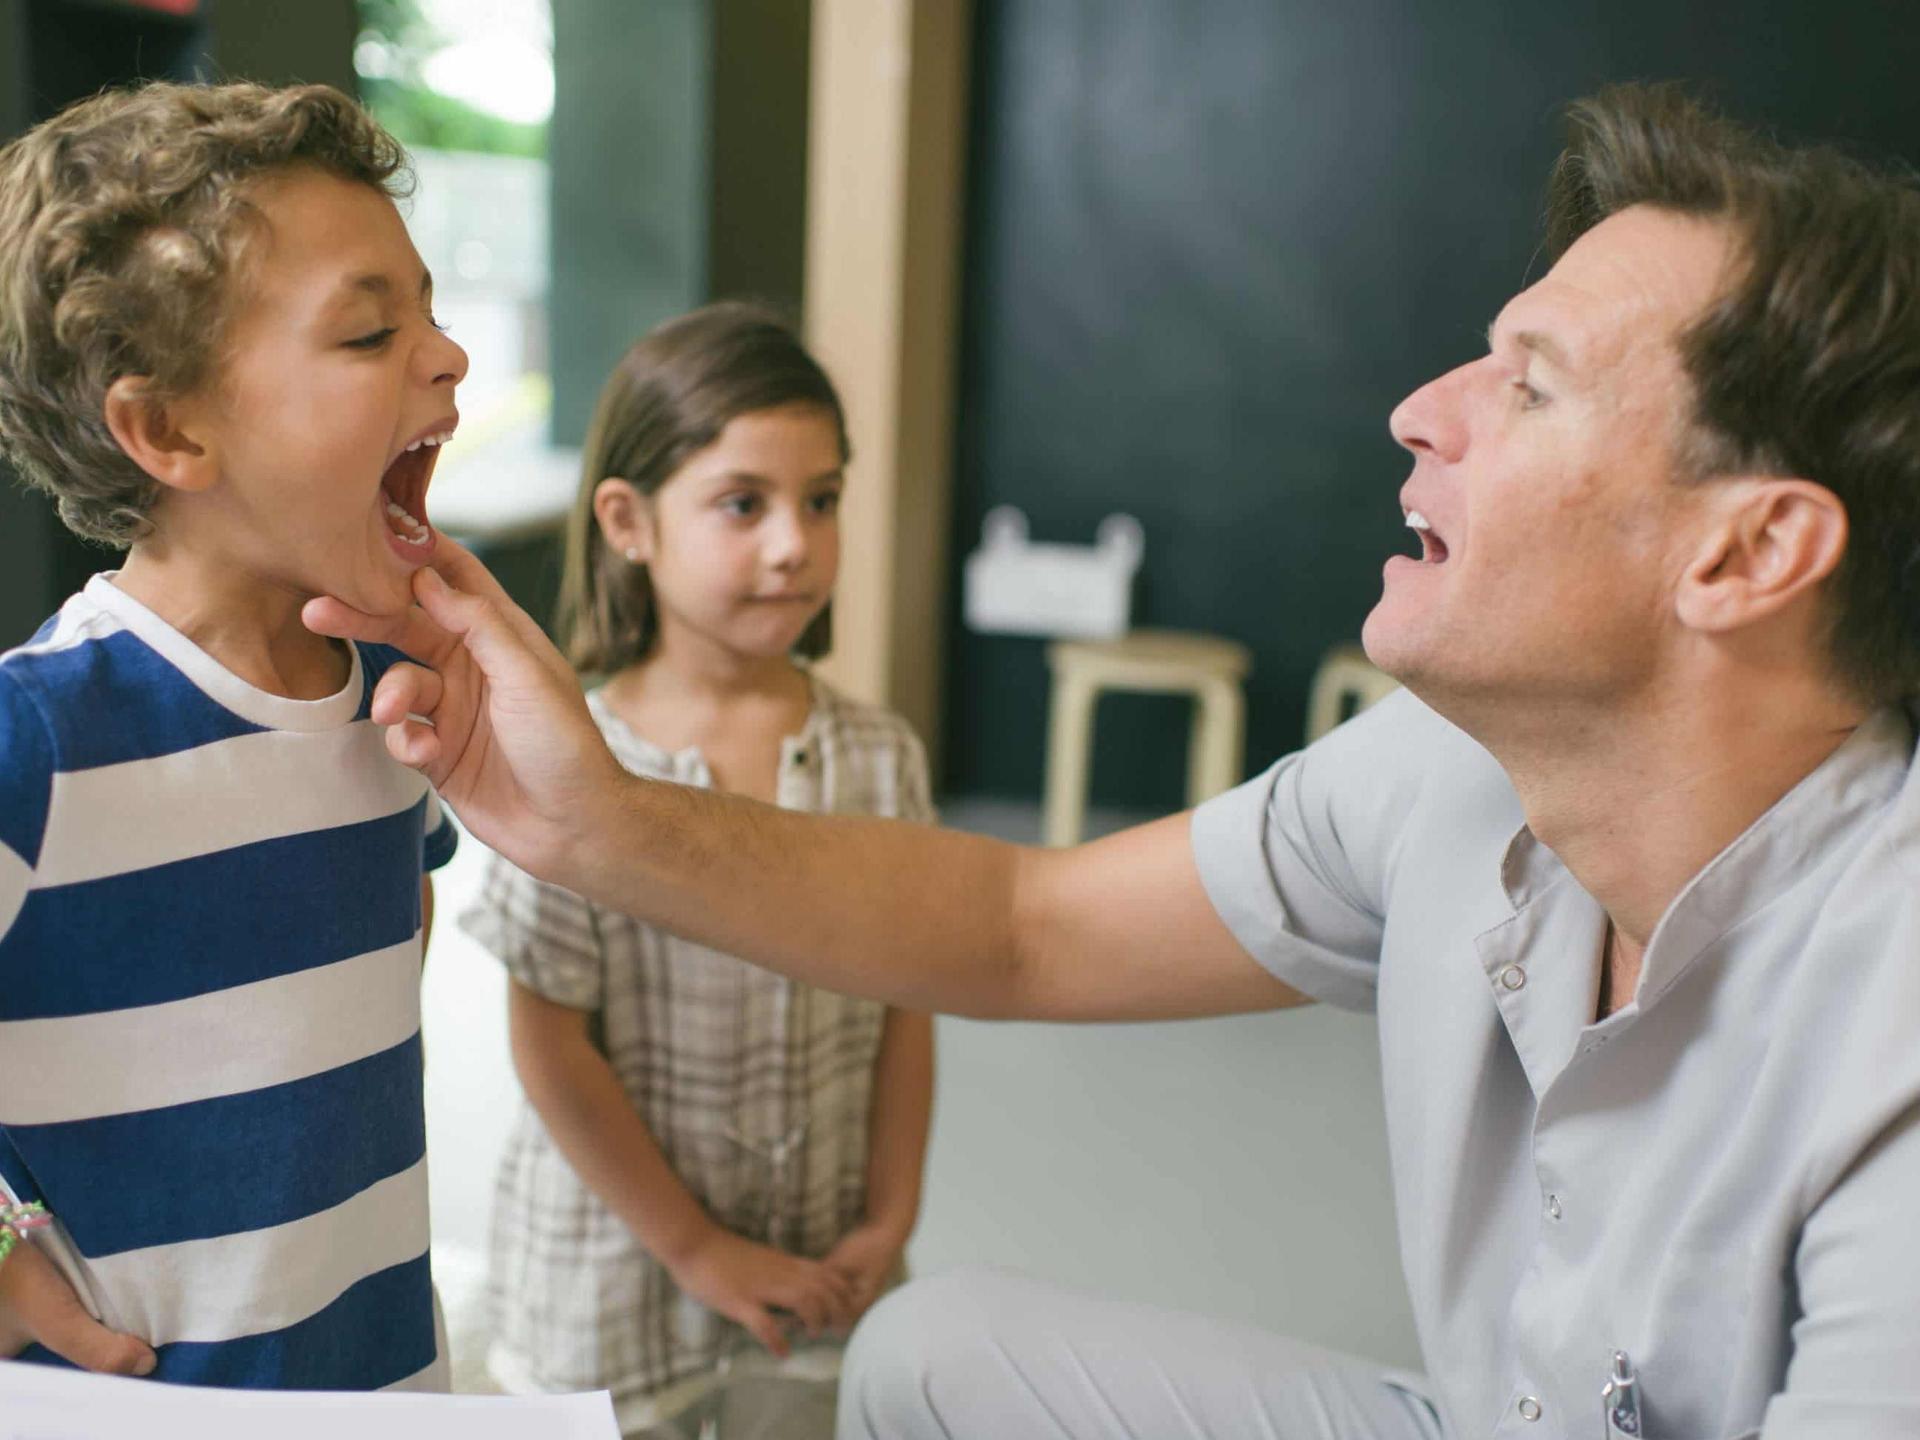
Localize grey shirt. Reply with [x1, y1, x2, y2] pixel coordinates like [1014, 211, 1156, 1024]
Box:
[1191, 691, 1920, 1440]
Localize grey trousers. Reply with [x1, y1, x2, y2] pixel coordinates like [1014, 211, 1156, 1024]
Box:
[836, 1269, 1444, 1440]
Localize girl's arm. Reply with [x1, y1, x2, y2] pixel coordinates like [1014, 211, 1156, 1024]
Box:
[506, 978, 855, 1354]
[822, 1007, 934, 1323]
[863, 1007, 935, 1241]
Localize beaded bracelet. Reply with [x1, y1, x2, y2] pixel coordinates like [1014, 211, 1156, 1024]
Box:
[0, 1201, 51, 1271]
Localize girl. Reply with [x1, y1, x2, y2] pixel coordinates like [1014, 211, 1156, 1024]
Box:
[460, 303, 935, 1438]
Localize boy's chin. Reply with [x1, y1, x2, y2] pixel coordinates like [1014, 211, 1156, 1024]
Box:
[323, 566, 420, 620]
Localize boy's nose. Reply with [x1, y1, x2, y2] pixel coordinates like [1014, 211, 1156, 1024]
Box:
[428, 329, 470, 388]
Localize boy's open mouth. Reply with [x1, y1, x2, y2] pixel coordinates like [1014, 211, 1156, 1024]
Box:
[380, 426, 454, 554]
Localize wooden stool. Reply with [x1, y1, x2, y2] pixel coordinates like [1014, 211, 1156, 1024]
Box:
[1043, 630, 1252, 847]
[1304, 643, 1399, 743]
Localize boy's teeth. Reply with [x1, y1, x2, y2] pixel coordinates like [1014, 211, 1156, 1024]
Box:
[1406, 510, 1432, 531]
[401, 431, 453, 454]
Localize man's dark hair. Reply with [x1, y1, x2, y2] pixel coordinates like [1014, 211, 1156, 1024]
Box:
[1546, 83, 1920, 703]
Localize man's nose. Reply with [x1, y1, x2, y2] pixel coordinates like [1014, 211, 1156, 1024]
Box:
[1388, 360, 1473, 463]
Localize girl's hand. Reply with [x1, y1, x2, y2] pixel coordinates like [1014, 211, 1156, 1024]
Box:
[0, 1242, 156, 1376]
[820, 1221, 909, 1331]
[667, 1226, 858, 1358]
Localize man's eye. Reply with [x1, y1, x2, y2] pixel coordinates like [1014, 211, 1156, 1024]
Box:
[1512, 377, 1548, 409]
[810, 492, 841, 514]
[345, 328, 398, 351]
[430, 315, 450, 334]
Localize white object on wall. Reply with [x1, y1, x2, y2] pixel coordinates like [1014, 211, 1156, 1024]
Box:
[963, 506, 1145, 639]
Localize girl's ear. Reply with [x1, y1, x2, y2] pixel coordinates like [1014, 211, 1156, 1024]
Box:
[103, 377, 216, 493]
[592, 477, 652, 562]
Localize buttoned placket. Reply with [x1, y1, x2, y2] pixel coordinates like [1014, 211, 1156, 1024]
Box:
[1476, 830, 1618, 1435]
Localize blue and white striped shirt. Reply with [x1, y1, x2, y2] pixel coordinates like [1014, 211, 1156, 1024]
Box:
[0, 575, 456, 1391]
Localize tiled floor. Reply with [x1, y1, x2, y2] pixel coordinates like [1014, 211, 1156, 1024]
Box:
[421, 798, 1422, 1394]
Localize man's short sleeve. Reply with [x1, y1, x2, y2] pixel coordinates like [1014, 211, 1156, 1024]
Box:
[1189, 689, 1444, 1012]
[457, 850, 603, 1011]
[0, 672, 53, 943]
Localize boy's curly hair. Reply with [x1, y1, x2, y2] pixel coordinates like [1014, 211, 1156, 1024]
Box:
[0, 81, 409, 547]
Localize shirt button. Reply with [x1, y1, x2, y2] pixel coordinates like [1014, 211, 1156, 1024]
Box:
[1500, 964, 1527, 991]
[1547, 1193, 1563, 1220]
[1518, 1396, 1543, 1422]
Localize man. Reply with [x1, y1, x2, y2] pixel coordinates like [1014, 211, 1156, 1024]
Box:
[307, 85, 1920, 1436]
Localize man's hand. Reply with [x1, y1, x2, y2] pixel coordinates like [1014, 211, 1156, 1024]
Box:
[665, 1225, 859, 1358]
[0, 1242, 155, 1375]
[820, 1221, 909, 1332]
[301, 542, 623, 882]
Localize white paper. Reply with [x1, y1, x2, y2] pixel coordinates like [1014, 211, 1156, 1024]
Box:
[0, 1360, 620, 1440]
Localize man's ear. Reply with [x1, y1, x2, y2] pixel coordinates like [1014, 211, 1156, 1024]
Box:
[592, 477, 652, 562]
[102, 377, 215, 493]
[1674, 479, 1849, 633]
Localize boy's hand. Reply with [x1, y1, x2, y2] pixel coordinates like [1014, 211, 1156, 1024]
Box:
[0, 1241, 156, 1376]
[301, 542, 623, 884]
[665, 1226, 858, 1358]
[819, 1221, 909, 1331]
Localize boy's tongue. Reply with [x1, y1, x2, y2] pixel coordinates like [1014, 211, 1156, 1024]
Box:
[380, 444, 434, 546]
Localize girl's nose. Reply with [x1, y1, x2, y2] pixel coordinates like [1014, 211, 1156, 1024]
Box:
[1388, 358, 1473, 465]
[764, 508, 810, 570]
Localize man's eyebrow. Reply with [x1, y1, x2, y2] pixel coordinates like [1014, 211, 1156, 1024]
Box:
[1487, 320, 1575, 372]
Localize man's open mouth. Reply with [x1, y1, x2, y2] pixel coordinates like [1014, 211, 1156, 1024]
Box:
[381, 427, 454, 550]
[1406, 509, 1450, 563]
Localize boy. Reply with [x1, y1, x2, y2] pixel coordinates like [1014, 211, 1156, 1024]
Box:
[0, 81, 465, 1390]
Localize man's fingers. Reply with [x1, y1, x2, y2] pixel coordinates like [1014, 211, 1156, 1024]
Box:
[369, 662, 444, 728]
[300, 595, 451, 665]
[386, 718, 445, 772]
[428, 541, 570, 674]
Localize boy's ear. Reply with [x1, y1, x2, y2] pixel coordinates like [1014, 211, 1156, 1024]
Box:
[1674, 478, 1849, 634]
[592, 477, 652, 562]
[102, 376, 216, 493]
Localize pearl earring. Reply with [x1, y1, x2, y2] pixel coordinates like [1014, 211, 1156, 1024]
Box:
[624, 547, 641, 563]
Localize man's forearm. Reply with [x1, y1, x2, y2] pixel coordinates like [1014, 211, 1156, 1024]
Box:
[568, 777, 1032, 1017]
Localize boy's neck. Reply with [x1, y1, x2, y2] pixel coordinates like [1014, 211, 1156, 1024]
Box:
[113, 542, 351, 701]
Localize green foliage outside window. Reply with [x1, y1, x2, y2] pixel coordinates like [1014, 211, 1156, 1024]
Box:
[356, 0, 546, 159]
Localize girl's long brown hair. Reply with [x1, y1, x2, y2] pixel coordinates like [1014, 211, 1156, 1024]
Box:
[555, 302, 849, 674]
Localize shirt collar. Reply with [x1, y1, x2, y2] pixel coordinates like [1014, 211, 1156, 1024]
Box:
[1495, 706, 1916, 1007]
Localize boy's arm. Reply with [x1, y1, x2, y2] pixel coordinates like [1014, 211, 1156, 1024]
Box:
[822, 1008, 934, 1323]
[0, 1238, 155, 1374]
[506, 979, 856, 1355]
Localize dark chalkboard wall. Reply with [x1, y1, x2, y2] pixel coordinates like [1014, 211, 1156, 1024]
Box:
[943, 0, 1920, 807]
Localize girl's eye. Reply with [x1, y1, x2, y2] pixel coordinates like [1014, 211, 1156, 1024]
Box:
[810, 492, 842, 515]
[720, 494, 760, 518]
[431, 315, 450, 334]
[345, 328, 398, 351]
[1512, 376, 1548, 410]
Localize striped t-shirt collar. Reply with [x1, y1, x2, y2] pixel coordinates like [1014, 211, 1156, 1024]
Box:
[83, 573, 365, 734]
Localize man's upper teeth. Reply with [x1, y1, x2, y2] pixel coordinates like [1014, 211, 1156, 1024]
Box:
[1406, 510, 1432, 530]
[403, 431, 454, 453]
